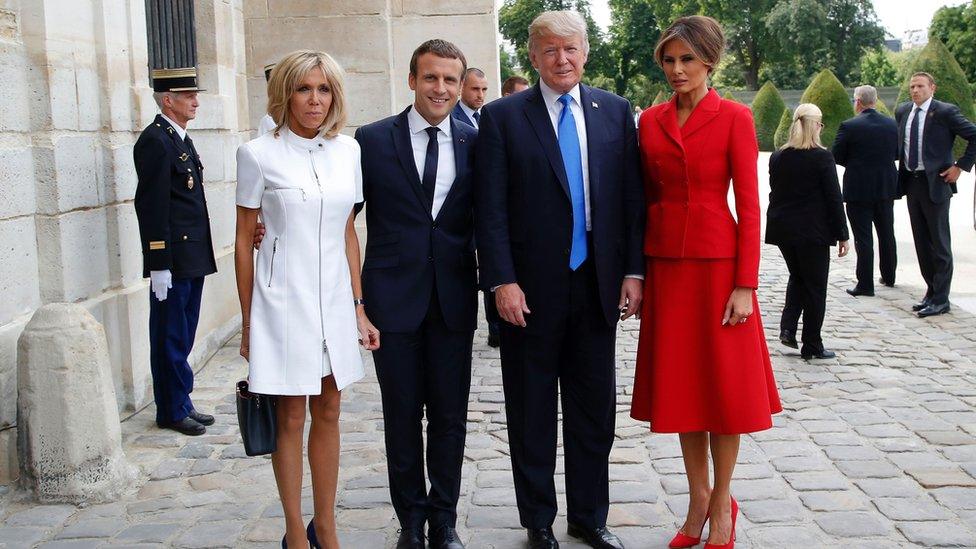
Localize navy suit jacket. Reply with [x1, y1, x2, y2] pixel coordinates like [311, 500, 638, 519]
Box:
[832, 109, 899, 203]
[895, 99, 976, 203]
[474, 83, 644, 328]
[355, 106, 479, 333]
[452, 103, 477, 128]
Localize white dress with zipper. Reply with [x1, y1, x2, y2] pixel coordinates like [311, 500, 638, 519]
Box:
[236, 127, 365, 394]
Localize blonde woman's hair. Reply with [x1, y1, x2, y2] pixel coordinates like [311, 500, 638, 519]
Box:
[529, 10, 590, 55]
[267, 50, 347, 139]
[783, 103, 824, 150]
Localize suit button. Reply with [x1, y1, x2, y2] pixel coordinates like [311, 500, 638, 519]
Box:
[182, 235, 188, 240]
[563, 248, 570, 256]
[428, 255, 434, 262]
[432, 222, 438, 230]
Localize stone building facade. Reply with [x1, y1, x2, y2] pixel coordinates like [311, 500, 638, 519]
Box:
[0, 0, 499, 484]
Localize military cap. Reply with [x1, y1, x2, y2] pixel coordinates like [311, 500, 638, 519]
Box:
[151, 67, 205, 93]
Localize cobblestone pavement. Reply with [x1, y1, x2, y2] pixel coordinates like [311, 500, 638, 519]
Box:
[2, 245, 976, 549]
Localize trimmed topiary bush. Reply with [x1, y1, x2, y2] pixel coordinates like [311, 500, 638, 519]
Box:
[752, 81, 787, 151]
[723, 91, 739, 102]
[896, 36, 976, 158]
[798, 69, 854, 147]
[875, 97, 893, 117]
[773, 107, 792, 149]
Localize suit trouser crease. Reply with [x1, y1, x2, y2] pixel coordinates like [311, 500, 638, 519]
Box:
[846, 200, 897, 290]
[499, 259, 616, 530]
[778, 245, 829, 355]
[373, 289, 473, 530]
[148, 276, 203, 423]
[906, 174, 953, 304]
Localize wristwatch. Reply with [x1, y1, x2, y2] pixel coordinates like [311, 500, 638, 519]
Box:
[353, 297, 366, 306]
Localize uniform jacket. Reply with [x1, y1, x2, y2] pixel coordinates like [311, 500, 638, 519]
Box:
[133, 114, 217, 279]
[765, 147, 850, 247]
[355, 107, 479, 333]
[895, 98, 976, 203]
[832, 109, 899, 202]
[474, 82, 645, 328]
[638, 89, 760, 288]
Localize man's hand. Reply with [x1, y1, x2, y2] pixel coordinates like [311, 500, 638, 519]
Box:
[495, 283, 530, 327]
[940, 165, 962, 184]
[838, 240, 850, 257]
[150, 269, 172, 301]
[618, 278, 643, 320]
[253, 222, 266, 249]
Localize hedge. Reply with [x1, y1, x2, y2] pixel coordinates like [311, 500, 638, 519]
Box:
[752, 81, 787, 151]
[773, 107, 792, 149]
[798, 69, 854, 148]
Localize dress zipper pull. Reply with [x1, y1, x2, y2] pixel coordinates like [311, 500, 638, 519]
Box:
[322, 339, 328, 352]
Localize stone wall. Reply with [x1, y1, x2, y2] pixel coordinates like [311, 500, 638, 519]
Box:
[0, 0, 499, 485]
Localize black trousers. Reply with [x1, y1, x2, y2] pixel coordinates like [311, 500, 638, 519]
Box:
[483, 289, 500, 340]
[499, 258, 617, 530]
[372, 290, 473, 531]
[778, 244, 830, 356]
[905, 173, 953, 304]
[845, 199, 897, 291]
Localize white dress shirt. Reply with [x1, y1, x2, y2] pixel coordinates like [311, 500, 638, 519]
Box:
[458, 101, 481, 129]
[538, 79, 592, 230]
[160, 113, 187, 140]
[904, 96, 932, 171]
[408, 106, 456, 219]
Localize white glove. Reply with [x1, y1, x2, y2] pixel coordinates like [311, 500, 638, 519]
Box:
[150, 270, 172, 301]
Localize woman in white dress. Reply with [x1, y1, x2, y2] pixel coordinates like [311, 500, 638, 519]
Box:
[234, 50, 380, 549]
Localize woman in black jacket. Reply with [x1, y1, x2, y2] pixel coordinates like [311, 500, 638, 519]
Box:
[766, 103, 850, 360]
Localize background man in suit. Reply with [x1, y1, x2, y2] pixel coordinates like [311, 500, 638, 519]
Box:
[452, 67, 488, 129]
[133, 67, 217, 436]
[895, 72, 976, 317]
[832, 84, 899, 297]
[502, 75, 530, 96]
[475, 11, 644, 549]
[354, 40, 477, 549]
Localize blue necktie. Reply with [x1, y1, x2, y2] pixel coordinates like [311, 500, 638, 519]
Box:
[472, 111, 480, 125]
[908, 107, 921, 171]
[557, 94, 588, 270]
[422, 126, 439, 207]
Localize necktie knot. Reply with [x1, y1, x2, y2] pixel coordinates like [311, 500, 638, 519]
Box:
[472, 111, 480, 122]
[425, 126, 439, 139]
[558, 94, 572, 108]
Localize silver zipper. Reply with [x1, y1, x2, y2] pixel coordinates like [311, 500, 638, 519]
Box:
[267, 237, 278, 287]
[301, 188, 307, 201]
[309, 151, 327, 362]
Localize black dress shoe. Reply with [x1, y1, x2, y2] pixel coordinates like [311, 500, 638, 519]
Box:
[801, 349, 837, 360]
[879, 277, 895, 287]
[158, 416, 205, 436]
[779, 329, 798, 349]
[912, 298, 931, 312]
[567, 524, 624, 549]
[188, 409, 215, 426]
[917, 302, 950, 318]
[527, 527, 559, 549]
[395, 528, 424, 549]
[429, 525, 464, 549]
[846, 287, 874, 297]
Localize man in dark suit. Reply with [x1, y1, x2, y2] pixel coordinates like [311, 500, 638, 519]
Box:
[895, 72, 976, 317]
[452, 67, 487, 129]
[832, 84, 899, 297]
[355, 40, 476, 549]
[133, 67, 217, 436]
[475, 11, 644, 549]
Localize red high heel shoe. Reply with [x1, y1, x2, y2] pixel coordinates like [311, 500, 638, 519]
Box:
[703, 497, 738, 549]
[668, 511, 710, 548]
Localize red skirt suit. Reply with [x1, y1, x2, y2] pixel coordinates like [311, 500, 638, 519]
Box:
[630, 89, 782, 434]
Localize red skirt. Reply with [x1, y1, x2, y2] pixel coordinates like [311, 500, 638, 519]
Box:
[631, 257, 782, 434]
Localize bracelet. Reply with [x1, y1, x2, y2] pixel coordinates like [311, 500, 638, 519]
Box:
[353, 298, 365, 306]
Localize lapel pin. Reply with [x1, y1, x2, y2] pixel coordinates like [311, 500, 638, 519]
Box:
[459, 138, 466, 144]
[592, 102, 599, 109]
[166, 127, 174, 134]
[179, 153, 189, 162]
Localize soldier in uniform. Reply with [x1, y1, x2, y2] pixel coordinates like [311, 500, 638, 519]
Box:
[134, 67, 218, 436]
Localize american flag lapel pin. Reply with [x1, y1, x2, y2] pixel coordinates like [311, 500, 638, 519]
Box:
[592, 101, 599, 109]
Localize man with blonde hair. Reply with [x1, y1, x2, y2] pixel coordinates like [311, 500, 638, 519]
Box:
[832, 84, 899, 297]
[475, 10, 643, 549]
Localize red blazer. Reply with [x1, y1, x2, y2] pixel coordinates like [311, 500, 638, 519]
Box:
[638, 89, 760, 288]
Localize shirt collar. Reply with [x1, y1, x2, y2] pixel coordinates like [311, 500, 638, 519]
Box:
[539, 78, 581, 110]
[913, 97, 933, 113]
[160, 113, 187, 140]
[408, 105, 453, 138]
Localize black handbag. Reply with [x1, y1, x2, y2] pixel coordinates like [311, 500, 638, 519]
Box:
[236, 380, 278, 456]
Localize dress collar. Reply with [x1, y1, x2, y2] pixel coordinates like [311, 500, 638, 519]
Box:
[281, 124, 327, 151]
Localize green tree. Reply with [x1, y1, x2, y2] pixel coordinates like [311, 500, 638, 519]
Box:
[800, 69, 854, 146]
[859, 48, 899, 87]
[695, 0, 779, 90]
[752, 81, 787, 151]
[930, 2, 976, 86]
[499, 46, 522, 83]
[606, 0, 666, 98]
[875, 97, 892, 117]
[896, 36, 976, 158]
[765, 0, 884, 87]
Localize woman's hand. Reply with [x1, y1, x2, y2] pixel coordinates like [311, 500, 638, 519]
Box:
[838, 240, 850, 257]
[722, 287, 754, 326]
[357, 308, 381, 351]
[240, 325, 250, 361]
